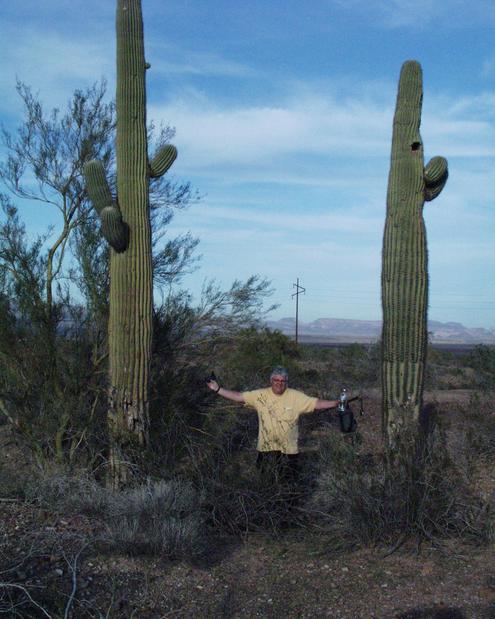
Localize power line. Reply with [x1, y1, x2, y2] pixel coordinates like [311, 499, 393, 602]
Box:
[292, 278, 305, 345]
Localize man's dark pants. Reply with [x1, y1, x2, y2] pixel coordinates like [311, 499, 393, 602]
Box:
[256, 450, 300, 487]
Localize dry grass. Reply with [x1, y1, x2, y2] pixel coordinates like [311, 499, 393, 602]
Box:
[306, 422, 493, 553]
[103, 479, 205, 558]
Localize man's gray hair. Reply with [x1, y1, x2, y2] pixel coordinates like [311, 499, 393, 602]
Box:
[270, 366, 288, 381]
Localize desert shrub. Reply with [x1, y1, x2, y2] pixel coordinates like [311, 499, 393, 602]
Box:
[203, 465, 305, 535]
[425, 346, 481, 390]
[0, 467, 26, 500]
[216, 327, 301, 391]
[333, 343, 380, 389]
[103, 479, 205, 558]
[0, 298, 108, 470]
[465, 345, 495, 391]
[306, 420, 493, 552]
[24, 470, 110, 517]
[462, 391, 495, 460]
[23, 470, 206, 559]
[182, 410, 306, 534]
[299, 343, 380, 396]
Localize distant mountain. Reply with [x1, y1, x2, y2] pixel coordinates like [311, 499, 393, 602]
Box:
[266, 317, 495, 344]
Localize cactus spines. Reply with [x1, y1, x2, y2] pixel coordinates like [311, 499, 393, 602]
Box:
[84, 0, 176, 487]
[381, 60, 448, 448]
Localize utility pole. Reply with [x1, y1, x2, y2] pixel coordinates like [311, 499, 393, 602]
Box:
[292, 278, 306, 345]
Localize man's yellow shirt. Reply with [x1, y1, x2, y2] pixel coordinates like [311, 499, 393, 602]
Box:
[242, 387, 318, 454]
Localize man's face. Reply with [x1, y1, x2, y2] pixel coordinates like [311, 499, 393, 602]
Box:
[270, 374, 288, 395]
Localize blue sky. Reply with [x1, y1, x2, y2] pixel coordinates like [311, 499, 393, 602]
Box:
[1, 0, 495, 328]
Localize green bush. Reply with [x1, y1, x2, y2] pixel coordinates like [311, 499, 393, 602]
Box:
[0, 296, 108, 469]
[299, 343, 380, 395]
[218, 327, 300, 391]
[466, 345, 495, 391]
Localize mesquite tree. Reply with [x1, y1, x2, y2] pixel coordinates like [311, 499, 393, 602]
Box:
[0, 81, 114, 356]
[381, 60, 448, 448]
[84, 0, 177, 486]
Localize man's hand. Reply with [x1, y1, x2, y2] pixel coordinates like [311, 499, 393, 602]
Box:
[206, 377, 246, 404]
[206, 371, 221, 393]
[207, 378, 220, 393]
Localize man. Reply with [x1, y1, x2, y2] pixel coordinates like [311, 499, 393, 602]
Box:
[207, 366, 340, 483]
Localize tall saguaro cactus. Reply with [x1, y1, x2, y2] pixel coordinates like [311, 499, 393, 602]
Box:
[84, 0, 177, 487]
[381, 60, 448, 448]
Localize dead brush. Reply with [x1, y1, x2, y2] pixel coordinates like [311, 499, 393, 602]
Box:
[184, 420, 307, 535]
[462, 391, 495, 460]
[305, 409, 493, 553]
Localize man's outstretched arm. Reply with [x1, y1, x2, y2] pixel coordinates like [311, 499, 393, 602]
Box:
[207, 379, 245, 404]
[314, 398, 340, 410]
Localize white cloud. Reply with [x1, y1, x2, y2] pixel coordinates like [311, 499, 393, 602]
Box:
[179, 203, 382, 236]
[0, 25, 112, 116]
[152, 84, 495, 198]
[149, 44, 260, 79]
[149, 93, 393, 173]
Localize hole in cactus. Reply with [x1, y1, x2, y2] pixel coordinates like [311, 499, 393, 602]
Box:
[411, 142, 421, 151]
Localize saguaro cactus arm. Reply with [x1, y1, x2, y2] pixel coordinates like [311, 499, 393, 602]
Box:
[149, 144, 177, 178]
[84, 159, 128, 252]
[424, 156, 448, 201]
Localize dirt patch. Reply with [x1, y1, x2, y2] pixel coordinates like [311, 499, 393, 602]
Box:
[425, 390, 474, 405]
[0, 500, 494, 618]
